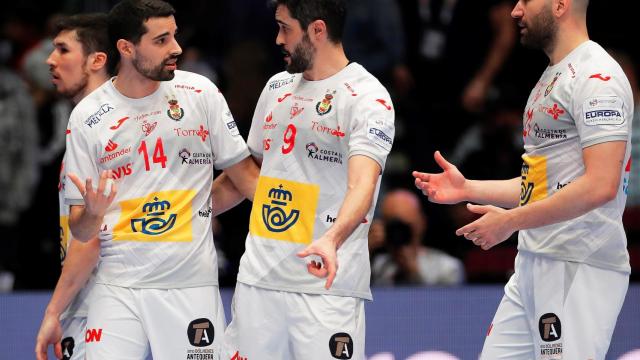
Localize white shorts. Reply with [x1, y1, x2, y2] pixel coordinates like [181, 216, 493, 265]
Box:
[60, 316, 86, 360]
[86, 284, 226, 360]
[481, 252, 629, 360]
[223, 282, 365, 360]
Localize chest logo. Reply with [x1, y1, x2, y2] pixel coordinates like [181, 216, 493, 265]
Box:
[316, 90, 336, 116]
[166, 96, 185, 121]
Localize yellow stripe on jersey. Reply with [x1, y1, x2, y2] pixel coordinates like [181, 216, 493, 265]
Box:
[60, 215, 69, 263]
[520, 155, 549, 206]
[113, 190, 195, 242]
[250, 176, 319, 244]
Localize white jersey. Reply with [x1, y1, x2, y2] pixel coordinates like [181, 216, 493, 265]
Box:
[65, 70, 249, 288]
[59, 152, 96, 319]
[518, 41, 633, 273]
[238, 63, 394, 300]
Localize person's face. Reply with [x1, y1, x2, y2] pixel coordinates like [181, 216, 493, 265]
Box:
[47, 30, 90, 100]
[131, 15, 182, 81]
[511, 0, 557, 51]
[275, 4, 316, 74]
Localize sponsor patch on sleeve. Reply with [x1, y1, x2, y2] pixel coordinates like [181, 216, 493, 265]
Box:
[367, 118, 393, 151]
[582, 96, 624, 126]
[223, 110, 241, 137]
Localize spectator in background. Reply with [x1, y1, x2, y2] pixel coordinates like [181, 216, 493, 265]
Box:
[371, 189, 464, 286]
[398, 0, 516, 156]
[343, 0, 413, 96]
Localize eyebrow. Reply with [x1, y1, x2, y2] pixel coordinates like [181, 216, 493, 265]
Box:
[152, 32, 170, 41]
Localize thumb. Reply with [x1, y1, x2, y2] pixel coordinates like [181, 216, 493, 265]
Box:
[434, 151, 453, 171]
[296, 246, 312, 258]
[466, 203, 489, 214]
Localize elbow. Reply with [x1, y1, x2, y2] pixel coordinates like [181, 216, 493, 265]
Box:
[593, 182, 619, 206]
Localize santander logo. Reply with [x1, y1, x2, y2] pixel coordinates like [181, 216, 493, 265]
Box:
[105, 139, 118, 152]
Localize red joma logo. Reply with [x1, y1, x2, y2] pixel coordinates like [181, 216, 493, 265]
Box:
[231, 351, 247, 360]
[278, 93, 292, 103]
[110, 117, 130, 130]
[589, 73, 611, 81]
[375, 99, 392, 110]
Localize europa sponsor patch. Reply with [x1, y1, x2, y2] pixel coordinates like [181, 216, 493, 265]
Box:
[583, 96, 624, 126]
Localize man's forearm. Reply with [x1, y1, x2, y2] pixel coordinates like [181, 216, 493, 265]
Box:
[211, 173, 245, 217]
[45, 238, 99, 317]
[465, 177, 521, 208]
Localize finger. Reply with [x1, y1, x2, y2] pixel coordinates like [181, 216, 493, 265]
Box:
[434, 151, 454, 171]
[324, 259, 337, 290]
[466, 203, 489, 214]
[307, 261, 327, 277]
[34, 341, 46, 360]
[107, 181, 118, 203]
[412, 171, 431, 182]
[96, 170, 109, 195]
[66, 173, 86, 194]
[85, 177, 94, 196]
[54, 342, 63, 359]
[456, 223, 476, 236]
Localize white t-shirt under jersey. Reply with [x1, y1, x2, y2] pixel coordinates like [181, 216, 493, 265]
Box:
[238, 63, 395, 300]
[65, 70, 249, 288]
[518, 41, 633, 273]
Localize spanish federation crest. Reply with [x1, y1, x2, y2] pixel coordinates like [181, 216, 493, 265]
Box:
[544, 72, 561, 97]
[166, 96, 185, 121]
[316, 90, 336, 116]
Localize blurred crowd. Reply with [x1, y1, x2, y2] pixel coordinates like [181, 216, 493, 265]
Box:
[0, 0, 638, 291]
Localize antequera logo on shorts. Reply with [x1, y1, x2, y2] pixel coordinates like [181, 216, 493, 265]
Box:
[329, 332, 353, 359]
[250, 176, 319, 244]
[61, 337, 75, 360]
[539, 313, 561, 341]
[113, 190, 194, 242]
[187, 318, 214, 347]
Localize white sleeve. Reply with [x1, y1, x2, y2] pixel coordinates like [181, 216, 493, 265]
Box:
[205, 82, 250, 170]
[571, 69, 632, 148]
[246, 84, 270, 160]
[64, 112, 100, 205]
[348, 92, 395, 170]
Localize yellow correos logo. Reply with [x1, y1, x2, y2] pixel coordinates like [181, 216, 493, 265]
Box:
[520, 155, 548, 206]
[113, 190, 194, 242]
[250, 176, 319, 244]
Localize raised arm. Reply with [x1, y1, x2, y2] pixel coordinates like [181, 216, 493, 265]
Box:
[413, 150, 521, 208]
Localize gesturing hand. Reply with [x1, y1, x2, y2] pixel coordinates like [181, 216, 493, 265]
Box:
[34, 313, 62, 360]
[67, 170, 117, 217]
[296, 236, 338, 290]
[413, 151, 467, 204]
[456, 203, 516, 250]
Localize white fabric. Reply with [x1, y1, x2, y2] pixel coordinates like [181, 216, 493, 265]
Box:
[64, 70, 249, 288]
[86, 284, 225, 360]
[518, 41, 633, 273]
[224, 282, 365, 360]
[480, 252, 628, 360]
[238, 63, 394, 300]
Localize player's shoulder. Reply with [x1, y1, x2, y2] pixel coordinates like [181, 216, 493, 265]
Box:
[572, 41, 627, 82]
[69, 80, 116, 128]
[169, 70, 220, 93]
[264, 71, 298, 93]
[343, 63, 390, 97]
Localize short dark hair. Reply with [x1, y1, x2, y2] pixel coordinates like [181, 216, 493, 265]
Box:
[107, 0, 175, 74]
[272, 0, 346, 43]
[54, 13, 110, 57]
